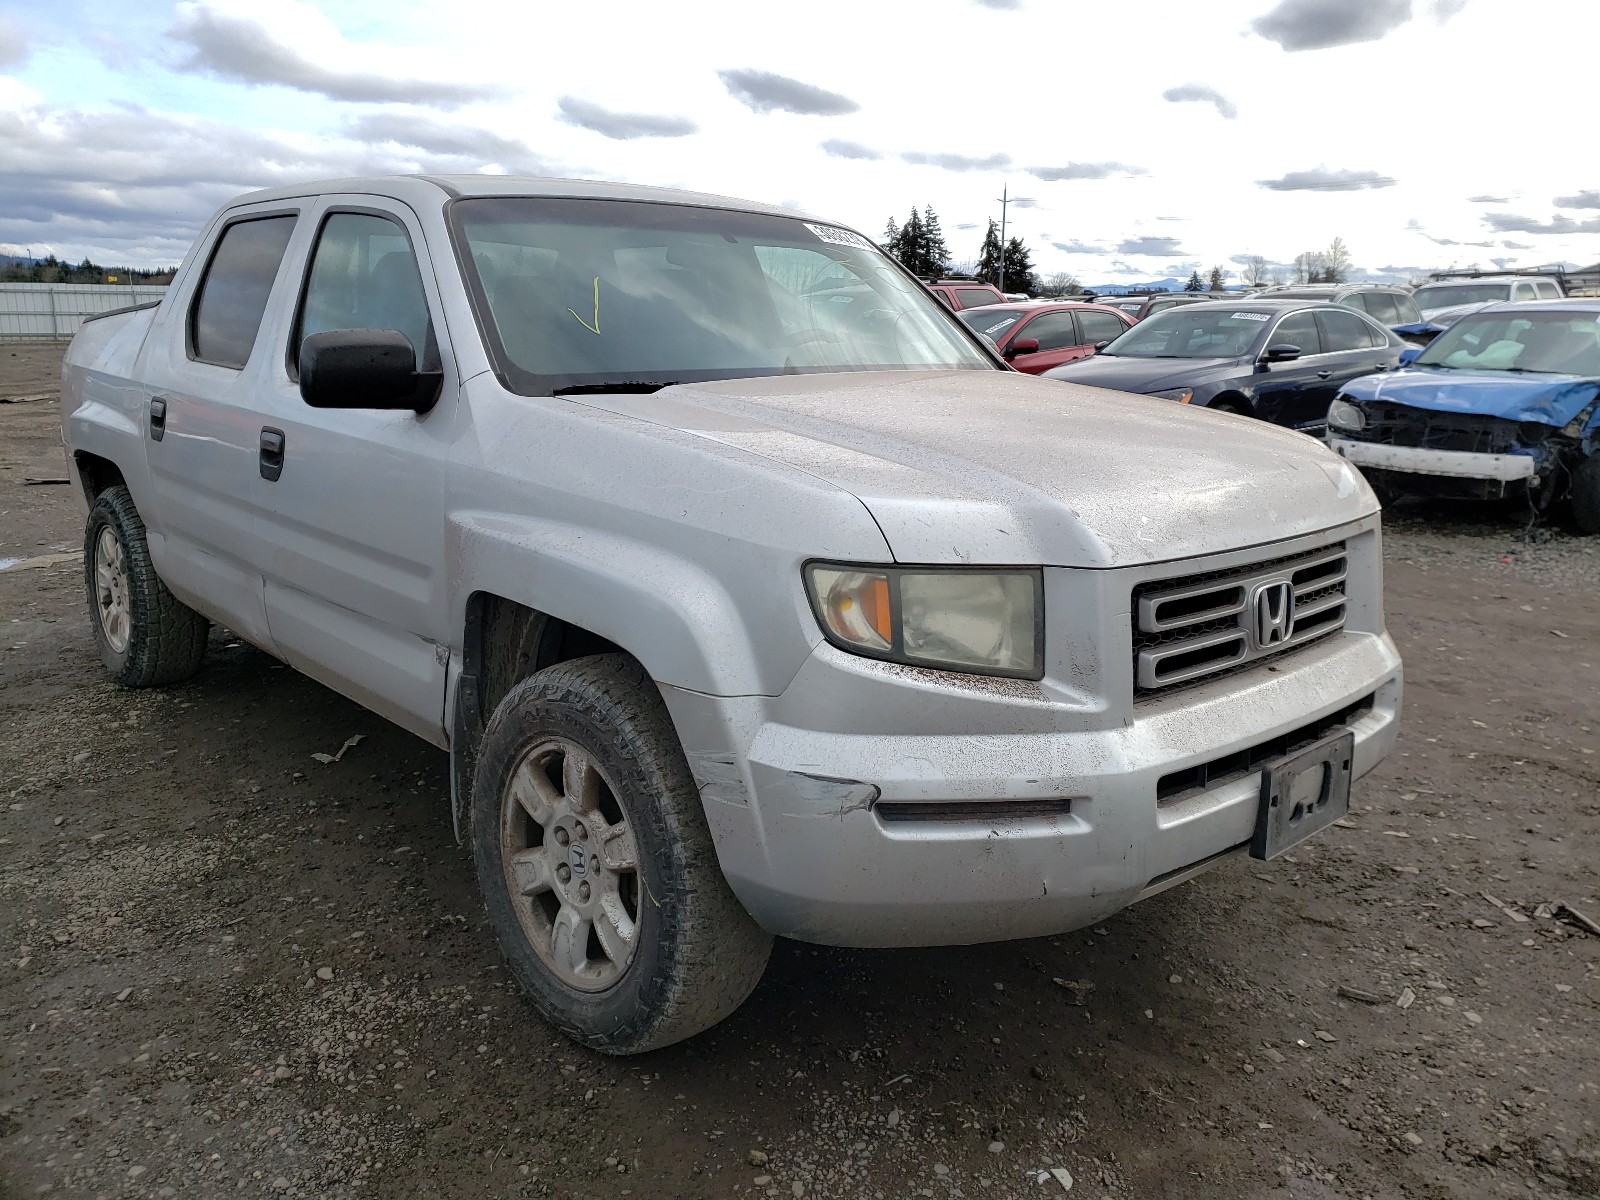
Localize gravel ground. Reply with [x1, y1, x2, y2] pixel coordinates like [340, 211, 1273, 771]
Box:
[2, 344, 1597, 1200]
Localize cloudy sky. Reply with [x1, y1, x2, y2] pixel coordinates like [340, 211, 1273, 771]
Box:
[1, 0, 1596, 285]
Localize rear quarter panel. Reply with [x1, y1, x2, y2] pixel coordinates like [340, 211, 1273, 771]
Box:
[61, 306, 162, 514]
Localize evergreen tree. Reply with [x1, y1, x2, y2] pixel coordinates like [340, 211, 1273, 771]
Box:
[920, 205, 950, 279]
[1207, 265, 1226, 292]
[1001, 237, 1037, 294]
[882, 216, 900, 255]
[1186, 269, 1206, 292]
[976, 220, 1003, 286]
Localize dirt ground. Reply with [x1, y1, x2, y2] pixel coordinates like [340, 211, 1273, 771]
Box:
[1, 342, 1596, 1200]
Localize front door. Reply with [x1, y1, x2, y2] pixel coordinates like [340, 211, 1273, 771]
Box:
[1252, 310, 1333, 429]
[253, 199, 457, 745]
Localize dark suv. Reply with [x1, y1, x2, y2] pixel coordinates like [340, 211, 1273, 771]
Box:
[1100, 292, 1223, 322]
[1256, 284, 1423, 336]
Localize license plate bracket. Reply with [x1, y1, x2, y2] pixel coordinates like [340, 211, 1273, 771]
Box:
[1251, 729, 1355, 860]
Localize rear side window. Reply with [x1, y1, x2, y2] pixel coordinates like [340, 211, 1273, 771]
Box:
[190, 215, 297, 369]
[1535, 281, 1561, 298]
[1341, 292, 1370, 312]
[956, 288, 1002, 309]
[1514, 283, 1537, 301]
[1077, 310, 1128, 345]
[1394, 294, 1422, 324]
[1319, 308, 1381, 351]
[1365, 292, 1401, 323]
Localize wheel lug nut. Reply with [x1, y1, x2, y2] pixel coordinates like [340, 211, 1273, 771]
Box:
[554, 828, 569, 846]
[578, 826, 589, 841]
[590, 857, 599, 875]
[578, 881, 591, 902]
[556, 864, 571, 884]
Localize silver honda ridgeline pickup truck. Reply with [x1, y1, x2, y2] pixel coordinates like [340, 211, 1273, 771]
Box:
[61, 176, 1402, 1053]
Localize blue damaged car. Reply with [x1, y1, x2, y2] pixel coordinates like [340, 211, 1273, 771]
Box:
[1325, 300, 1600, 532]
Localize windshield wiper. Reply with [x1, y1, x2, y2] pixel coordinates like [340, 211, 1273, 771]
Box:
[552, 381, 678, 396]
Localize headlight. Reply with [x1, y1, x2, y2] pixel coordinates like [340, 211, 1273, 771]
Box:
[1327, 398, 1366, 431]
[804, 564, 1043, 679]
[1148, 388, 1194, 403]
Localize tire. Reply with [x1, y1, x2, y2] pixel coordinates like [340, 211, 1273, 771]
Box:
[1208, 397, 1250, 417]
[83, 485, 209, 687]
[471, 653, 772, 1054]
[1571, 453, 1600, 535]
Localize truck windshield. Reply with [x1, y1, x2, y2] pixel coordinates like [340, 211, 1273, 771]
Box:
[1099, 307, 1265, 359]
[1412, 283, 1512, 312]
[1415, 310, 1600, 375]
[449, 197, 995, 395]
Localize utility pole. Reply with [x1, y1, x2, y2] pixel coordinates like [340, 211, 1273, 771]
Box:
[993, 185, 1034, 293]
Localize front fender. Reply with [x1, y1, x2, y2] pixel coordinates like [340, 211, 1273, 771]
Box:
[448, 511, 827, 698]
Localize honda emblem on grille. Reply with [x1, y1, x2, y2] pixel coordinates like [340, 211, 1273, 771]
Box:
[1252, 580, 1294, 648]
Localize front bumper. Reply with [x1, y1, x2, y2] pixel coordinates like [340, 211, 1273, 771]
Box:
[1329, 437, 1536, 482]
[664, 624, 1402, 948]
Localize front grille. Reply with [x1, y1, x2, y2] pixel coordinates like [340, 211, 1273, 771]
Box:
[1132, 542, 1348, 697]
[1343, 403, 1521, 454]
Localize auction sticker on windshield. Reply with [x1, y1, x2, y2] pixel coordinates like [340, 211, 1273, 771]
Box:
[805, 224, 874, 251]
[1231, 312, 1270, 321]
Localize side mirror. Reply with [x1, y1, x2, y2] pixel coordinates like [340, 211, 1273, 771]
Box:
[1398, 346, 1423, 366]
[1093, 340, 1113, 351]
[1262, 343, 1301, 363]
[299, 329, 442, 412]
[1004, 337, 1040, 358]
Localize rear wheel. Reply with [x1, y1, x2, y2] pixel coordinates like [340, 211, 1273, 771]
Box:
[83, 485, 209, 687]
[471, 654, 771, 1054]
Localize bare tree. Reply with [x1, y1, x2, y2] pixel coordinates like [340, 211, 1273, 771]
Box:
[1240, 255, 1268, 288]
[1040, 270, 1082, 298]
[1324, 236, 1352, 283]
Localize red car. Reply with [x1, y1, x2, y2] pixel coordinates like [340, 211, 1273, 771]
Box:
[924, 279, 1008, 310]
[958, 301, 1135, 374]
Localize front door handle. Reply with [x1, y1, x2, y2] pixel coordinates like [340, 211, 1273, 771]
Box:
[1317, 370, 1333, 379]
[259, 427, 286, 482]
[148, 396, 168, 441]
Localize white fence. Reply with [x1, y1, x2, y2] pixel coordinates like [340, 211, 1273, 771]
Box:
[0, 283, 168, 341]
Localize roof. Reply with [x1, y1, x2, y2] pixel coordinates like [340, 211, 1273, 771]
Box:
[1176, 298, 1344, 311]
[225, 173, 825, 225]
[1471, 298, 1600, 315]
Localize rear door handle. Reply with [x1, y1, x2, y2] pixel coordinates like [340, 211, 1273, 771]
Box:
[259, 427, 286, 482]
[1317, 370, 1333, 379]
[148, 396, 168, 441]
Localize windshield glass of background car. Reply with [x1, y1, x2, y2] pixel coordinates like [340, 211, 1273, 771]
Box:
[1413, 283, 1511, 310]
[1416, 310, 1600, 374]
[450, 198, 993, 393]
[1102, 308, 1266, 358]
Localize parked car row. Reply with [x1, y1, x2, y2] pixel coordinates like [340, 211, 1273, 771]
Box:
[1021, 294, 1599, 531]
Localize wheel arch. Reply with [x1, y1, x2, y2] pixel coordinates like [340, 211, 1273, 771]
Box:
[74, 451, 127, 510]
[1207, 390, 1254, 416]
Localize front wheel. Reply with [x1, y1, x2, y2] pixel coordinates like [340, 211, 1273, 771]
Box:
[471, 654, 772, 1054]
[1570, 453, 1600, 534]
[83, 485, 209, 687]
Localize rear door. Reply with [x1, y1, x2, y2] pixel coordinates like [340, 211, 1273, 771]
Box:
[136, 205, 304, 651]
[1075, 308, 1131, 356]
[251, 198, 457, 744]
[1314, 308, 1397, 415]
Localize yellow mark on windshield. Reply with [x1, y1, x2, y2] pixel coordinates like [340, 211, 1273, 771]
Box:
[567, 277, 601, 334]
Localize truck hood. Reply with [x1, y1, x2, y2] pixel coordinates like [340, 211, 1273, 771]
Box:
[1342, 366, 1600, 427]
[1041, 354, 1247, 393]
[569, 371, 1374, 568]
